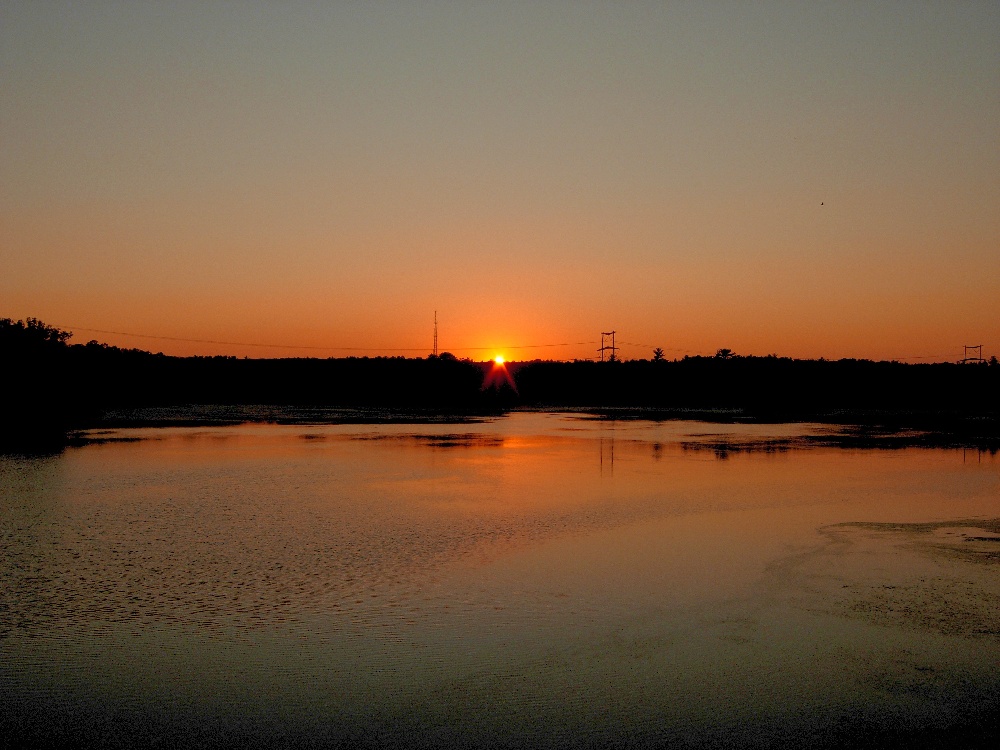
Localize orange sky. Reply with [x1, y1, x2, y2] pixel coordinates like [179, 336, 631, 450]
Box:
[2, 3, 997, 362]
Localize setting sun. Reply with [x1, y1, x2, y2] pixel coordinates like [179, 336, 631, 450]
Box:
[494, 355, 505, 365]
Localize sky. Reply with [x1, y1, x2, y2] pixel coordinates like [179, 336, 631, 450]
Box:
[2, 1, 998, 362]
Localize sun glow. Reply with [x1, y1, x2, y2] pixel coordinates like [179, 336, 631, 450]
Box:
[494, 355, 505, 365]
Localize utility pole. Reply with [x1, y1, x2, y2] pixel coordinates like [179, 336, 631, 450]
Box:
[598, 330, 619, 362]
[433, 311, 438, 357]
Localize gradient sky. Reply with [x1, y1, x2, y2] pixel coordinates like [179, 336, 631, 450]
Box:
[2, 1, 998, 361]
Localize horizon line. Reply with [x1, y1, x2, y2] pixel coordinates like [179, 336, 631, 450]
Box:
[16, 322, 981, 364]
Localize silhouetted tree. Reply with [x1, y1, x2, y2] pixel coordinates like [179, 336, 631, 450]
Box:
[1, 318, 76, 449]
[715, 348, 735, 360]
[652, 347, 665, 361]
[0, 317, 72, 348]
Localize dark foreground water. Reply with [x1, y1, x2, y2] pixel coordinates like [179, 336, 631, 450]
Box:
[1, 413, 998, 748]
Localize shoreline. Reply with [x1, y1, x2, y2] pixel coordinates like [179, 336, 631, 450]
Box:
[3, 405, 998, 454]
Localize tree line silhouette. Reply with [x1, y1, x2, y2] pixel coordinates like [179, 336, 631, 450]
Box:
[2, 318, 997, 449]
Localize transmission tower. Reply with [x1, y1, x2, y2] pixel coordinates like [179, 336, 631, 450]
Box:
[598, 330, 619, 362]
[433, 311, 438, 357]
[961, 344, 984, 363]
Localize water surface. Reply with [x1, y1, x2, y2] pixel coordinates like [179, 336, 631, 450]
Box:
[2, 413, 998, 748]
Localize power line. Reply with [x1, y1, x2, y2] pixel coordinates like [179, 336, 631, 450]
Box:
[619, 340, 707, 354]
[621, 341, 960, 362]
[894, 354, 958, 362]
[61, 326, 415, 351]
[57, 324, 598, 354]
[486, 341, 598, 351]
[53, 325, 972, 362]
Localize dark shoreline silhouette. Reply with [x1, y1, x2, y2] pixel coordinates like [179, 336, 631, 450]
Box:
[2, 318, 997, 451]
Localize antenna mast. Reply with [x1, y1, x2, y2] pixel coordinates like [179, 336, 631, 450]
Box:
[433, 311, 438, 357]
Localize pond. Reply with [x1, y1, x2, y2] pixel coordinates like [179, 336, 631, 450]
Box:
[1, 412, 997, 748]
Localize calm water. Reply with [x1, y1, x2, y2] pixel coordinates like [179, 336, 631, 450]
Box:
[1, 412, 998, 748]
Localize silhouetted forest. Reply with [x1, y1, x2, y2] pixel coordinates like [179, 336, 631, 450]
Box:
[513, 356, 999, 415]
[2, 318, 997, 449]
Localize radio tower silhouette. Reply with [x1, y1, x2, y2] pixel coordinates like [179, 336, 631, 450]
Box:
[433, 311, 438, 357]
[599, 330, 618, 362]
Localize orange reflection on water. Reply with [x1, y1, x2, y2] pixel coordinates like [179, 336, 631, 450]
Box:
[2, 414, 998, 747]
